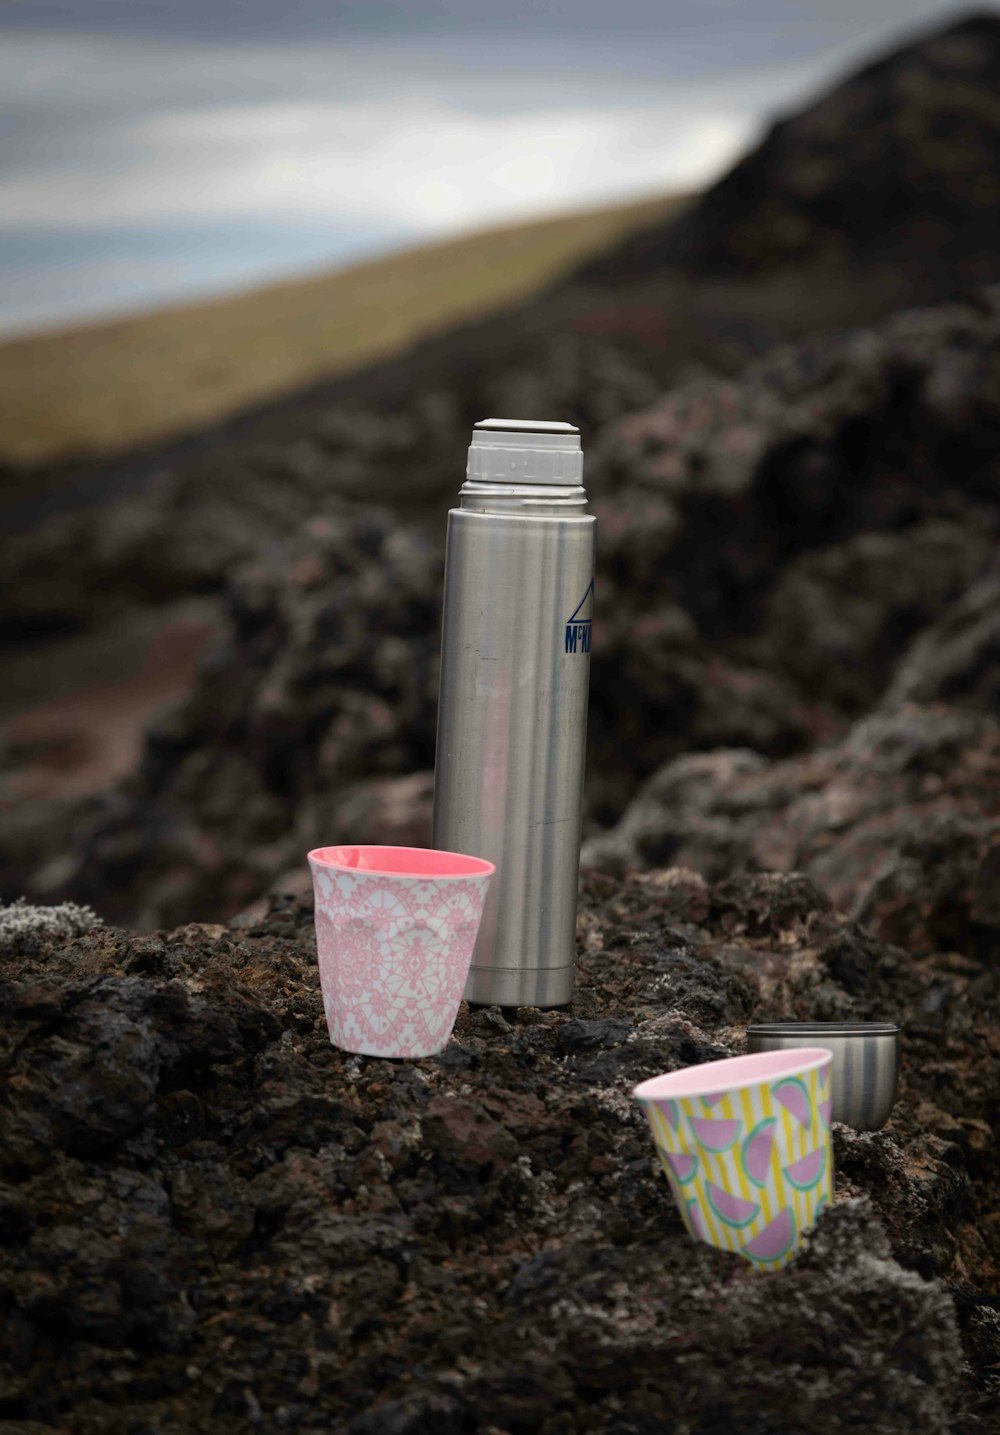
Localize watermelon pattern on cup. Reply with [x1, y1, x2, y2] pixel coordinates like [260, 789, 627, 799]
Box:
[634, 1048, 833, 1272]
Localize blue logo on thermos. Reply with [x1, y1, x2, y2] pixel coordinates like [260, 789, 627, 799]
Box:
[564, 579, 594, 654]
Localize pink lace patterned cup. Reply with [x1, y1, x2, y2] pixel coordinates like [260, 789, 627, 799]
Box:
[307, 845, 495, 1058]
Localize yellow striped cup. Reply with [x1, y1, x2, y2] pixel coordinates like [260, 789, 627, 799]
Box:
[634, 1048, 833, 1271]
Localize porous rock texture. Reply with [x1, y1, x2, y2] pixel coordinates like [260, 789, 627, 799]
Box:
[16, 293, 1000, 931]
[584, 703, 1000, 962]
[1, 869, 996, 1433]
[1, 16, 999, 1429]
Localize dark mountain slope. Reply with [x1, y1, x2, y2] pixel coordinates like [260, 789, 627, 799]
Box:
[7, 13, 1000, 635]
[3, 12, 1000, 932]
[9, 293, 997, 931]
[577, 11, 1000, 290]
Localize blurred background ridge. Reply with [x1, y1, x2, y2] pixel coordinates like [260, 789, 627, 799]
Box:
[1, 5, 999, 945]
[0, 195, 688, 466]
[1, 2, 997, 464]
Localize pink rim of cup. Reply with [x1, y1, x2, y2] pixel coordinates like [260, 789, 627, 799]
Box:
[635, 1048, 834, 1271]
[308, 844, 495, 1059]
[633, 1047, 833, 1102]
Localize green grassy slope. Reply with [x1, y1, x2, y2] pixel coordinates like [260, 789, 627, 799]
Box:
[0, 193, 687, 467]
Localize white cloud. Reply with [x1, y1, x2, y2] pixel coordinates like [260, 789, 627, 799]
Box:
[0, 97, 752, 233]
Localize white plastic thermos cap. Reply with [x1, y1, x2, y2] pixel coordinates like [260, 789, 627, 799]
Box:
[467, 417, 583, 486]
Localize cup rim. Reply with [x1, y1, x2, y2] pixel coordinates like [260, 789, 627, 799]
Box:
[747, 1022, 900, 1037]
[308, 844, 495, 881]
[633, 1046, 832, 1102]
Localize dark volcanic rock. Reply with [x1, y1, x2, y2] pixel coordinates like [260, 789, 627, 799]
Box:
[12, 294, 1000, 928]
[8, 513, 442, 926]
[578, 12, 1000, 292]
[2, 17, 999, 1431]
[584, 704, 1000, 963]
[555, 1016, 632, 1054]
[0, 871, 996, 1433]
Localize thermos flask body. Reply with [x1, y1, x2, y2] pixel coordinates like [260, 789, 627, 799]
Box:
[433, 419, 595, 1007]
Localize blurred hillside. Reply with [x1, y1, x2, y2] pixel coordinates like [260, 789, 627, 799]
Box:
[577, 11, 1000, 287]
[2, 10, 1000, 928]
[0, 194, 686, 467]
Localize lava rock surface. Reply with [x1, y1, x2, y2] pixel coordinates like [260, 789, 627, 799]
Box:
[1, 15, 999, 1430]
[13, 294, 1000, 930]
[0, 870, 997, 1433]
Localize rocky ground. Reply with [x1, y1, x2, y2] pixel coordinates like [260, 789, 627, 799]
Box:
[584, 702, 1000, 963]
[1, 13, 999, 1430]
[0, 863, 997, 1434]
[6, 293, 997, 933]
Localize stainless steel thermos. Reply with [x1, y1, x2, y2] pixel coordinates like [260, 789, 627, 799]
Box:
[433, 418, 595, 1007]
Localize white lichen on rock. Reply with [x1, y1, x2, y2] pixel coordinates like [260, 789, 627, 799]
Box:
[0, 897, 102, 950]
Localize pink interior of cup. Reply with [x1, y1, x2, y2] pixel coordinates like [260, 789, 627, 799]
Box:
[634, 1047, 831, 1101]
[308, 844, 495, 879]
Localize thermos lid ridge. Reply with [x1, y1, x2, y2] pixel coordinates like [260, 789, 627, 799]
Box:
[468, 417, 583, 486]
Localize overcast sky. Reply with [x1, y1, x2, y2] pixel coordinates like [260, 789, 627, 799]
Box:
[0, 1, 987, 334]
